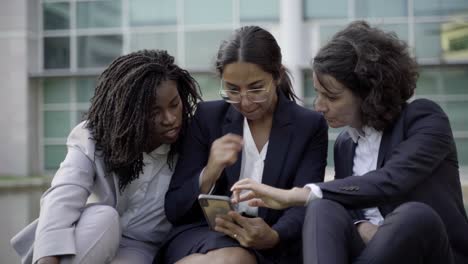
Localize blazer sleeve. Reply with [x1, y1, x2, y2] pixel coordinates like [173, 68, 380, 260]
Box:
[272, 115, 328, 244]
[318, 99, 455, 208]
[165, 105, 210, 225]
[33, 125, 95, 262]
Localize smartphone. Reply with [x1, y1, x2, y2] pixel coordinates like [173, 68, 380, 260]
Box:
[198, 194, 235, 230]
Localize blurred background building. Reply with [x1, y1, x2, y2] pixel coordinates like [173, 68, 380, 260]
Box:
[1, 0, 467, 262]
[0, 0, 467, 179]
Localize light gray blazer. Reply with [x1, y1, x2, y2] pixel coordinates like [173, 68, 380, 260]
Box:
[11, 121, 124, 264]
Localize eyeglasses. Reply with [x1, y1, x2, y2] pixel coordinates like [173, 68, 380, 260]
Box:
[219, 79, 273, 104]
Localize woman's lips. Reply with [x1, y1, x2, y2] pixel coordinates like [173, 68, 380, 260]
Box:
[163, 126, 181, 139]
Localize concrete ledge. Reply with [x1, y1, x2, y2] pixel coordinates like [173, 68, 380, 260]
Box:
[0, 176, 51, 190]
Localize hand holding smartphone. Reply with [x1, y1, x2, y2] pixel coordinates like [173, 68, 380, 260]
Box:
[198, 194, 236, 229]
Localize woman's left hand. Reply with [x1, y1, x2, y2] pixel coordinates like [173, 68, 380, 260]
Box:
[214, 211, 279, 250]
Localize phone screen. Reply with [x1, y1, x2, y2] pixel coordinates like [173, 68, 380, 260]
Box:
[198, 195, 234, 229]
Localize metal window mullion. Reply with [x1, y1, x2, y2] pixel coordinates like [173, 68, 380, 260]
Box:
[70, 77, 78, 128]
[408, 0, 415, 55]
[349, 0, 355, 21]
[233, 0, 240, 29]
[177, 0, 185, 67]
[38, 79, 45, 172]
[122, 0, 130, 54]
[70, 0, 77, 72]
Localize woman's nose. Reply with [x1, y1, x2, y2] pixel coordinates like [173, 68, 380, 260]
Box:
[161, 110, 176, 125]
[313, 96, 327, 113]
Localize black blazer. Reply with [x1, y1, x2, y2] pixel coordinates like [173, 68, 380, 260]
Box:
[318, 99, 468, 261]
[165, 91, 328, 246]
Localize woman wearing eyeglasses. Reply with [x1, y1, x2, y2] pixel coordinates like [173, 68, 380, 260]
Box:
[230, 21, 468, 264]
[159, 26, 328, 264]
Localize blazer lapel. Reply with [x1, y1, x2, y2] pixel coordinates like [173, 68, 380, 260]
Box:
[377, 127, 396, 216]
[344, 139, 357, 178]
[222, 107, 244, 188]
[377, 130, 391, 168]
[259, 93, 292, 219]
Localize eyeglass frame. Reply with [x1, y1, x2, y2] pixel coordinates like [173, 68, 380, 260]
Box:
[218, 78, 274, 104]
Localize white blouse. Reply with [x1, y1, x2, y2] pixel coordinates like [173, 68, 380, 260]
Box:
[117, 144, 173, 246]
[237, 118, 269, 216]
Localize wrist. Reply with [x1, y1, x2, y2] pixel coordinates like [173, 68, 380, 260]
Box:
[200, 164, 223, 193]
[288, 187, 310, 207]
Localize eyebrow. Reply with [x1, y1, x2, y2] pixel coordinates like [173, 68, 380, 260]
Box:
[314, 78, 342, 96]
[153, 94, 179, 110]
[225, 79, 265, 87]
[169, 94, 179, 103]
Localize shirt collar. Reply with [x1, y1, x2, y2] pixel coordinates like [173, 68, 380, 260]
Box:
[346, 126, 380, 143]
[146, 144, 171, 157]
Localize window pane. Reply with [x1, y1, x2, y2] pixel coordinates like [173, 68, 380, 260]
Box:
[129, 0, 176, 26]
[414, 23, 441, 59]
[77, 0, 121, 28]
[455, 138, 468, 166]
[442, 68, 468, 94]
[78, 35, 122, 68]
[76, 77, 97, 103]
[240, 0, 279, 22]
[418, 67, 468, 95]
[185, 30, 231, 68]
[76, 111, 87, 124]
[303, 70, 315, 108]
[438, 101, 468, 131]
[319, 25, 346, 46]
[414, 0, 468, 16]
[417, 68, 440, 94]
[44, 145, 67, 170]
[441, 22, 468, 61]
[43, 78, 71, 104]
[43, 2, 69, 30]
[184, 0, 232, 25]
[130, 32, 177, 58]
[193, 73, 220, 101]
[44, 37, 70, 69]
[304, 0, 348, 19]
[355, 0, 407, 18]
[44, 111, 70, 138]
[378, 23, 408, 42]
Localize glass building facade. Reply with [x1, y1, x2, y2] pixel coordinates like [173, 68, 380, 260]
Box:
[35, 0, 468, 179]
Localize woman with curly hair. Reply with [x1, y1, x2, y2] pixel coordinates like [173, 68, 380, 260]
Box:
[11, 50, 202, 264]
[231, 21, 468, 264]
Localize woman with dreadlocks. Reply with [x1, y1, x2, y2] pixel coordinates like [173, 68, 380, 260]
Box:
[11, 50, 202, 264]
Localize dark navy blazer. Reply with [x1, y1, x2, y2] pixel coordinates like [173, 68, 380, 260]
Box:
[165, 91, 328, 246]
[318, 99, 468, 262]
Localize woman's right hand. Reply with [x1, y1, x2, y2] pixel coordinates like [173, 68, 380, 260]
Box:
[230, 179, 311, 209]
[200, 133, 243, 193]
[37, 256, 60, 264]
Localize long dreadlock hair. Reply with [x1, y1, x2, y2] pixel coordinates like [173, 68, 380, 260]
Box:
[86, 50, 202, 191]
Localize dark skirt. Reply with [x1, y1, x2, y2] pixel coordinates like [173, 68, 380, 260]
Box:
[156, 222, 294, 264]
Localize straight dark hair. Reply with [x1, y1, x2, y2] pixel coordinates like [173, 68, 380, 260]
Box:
[216, 25, 298, 101]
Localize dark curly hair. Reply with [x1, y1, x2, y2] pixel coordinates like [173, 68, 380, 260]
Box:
[216, 25, 298, 101]
[85, 50, 202, 191]
[312, 21, 419, 131]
